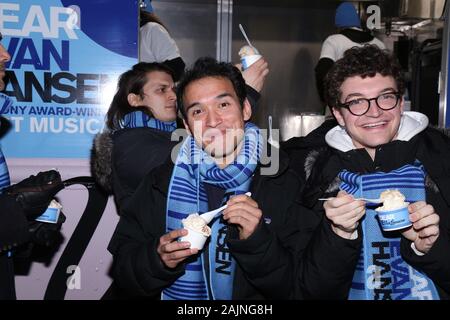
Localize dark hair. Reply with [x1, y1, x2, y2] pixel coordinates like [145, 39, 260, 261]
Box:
[324, 45, 405, 108]
[140, 9, 167, 30]
[106, 62, 174, 130]
[176, 57, 247, 119]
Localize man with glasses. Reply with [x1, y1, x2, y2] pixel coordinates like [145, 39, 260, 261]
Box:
[285, 45, 450, 299]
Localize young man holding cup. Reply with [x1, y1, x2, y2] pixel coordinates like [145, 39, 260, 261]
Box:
[108, 57, 361, 300]
[286, 45, 449, 299]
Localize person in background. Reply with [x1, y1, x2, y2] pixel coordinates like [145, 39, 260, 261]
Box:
[93, 62, 178, 211]
[315, 2, 385, 105]
[286, 45, 450, 299]
[237, 57, 269, 109]
[107, 57, 361, 300]
[0, 32, 11, 195]
[139, 0, 185, 81]
[0, 31, 65, 300]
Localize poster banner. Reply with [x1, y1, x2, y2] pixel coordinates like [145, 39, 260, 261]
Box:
[0, 0, 138, 158]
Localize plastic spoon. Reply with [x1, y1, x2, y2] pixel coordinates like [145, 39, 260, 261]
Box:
[318, 197, 383, 204]
[199, 192, 252, 224]
[268, 115, 280, 148]
[238, 24, 259, 54]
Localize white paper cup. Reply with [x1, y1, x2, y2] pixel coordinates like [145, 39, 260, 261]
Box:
[241, 54, 262, 70]
[376, 205, 412, 231]
[179, 227, 208, 250]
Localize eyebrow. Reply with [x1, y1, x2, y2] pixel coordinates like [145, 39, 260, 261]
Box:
[344, 87, 398, 100]
[185, 92, 233, 112]
[152, 82, 171, 88]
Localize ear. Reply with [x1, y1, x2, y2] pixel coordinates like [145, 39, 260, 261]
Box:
[242, 98, 252, 121]
[127, 93, 142, 108]
[332, 106, 346, 127]
[182, 119, 191, 135]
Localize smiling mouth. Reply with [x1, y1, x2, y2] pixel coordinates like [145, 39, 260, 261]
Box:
[203, 129, 226, 142]
[362, 121, 388, 129]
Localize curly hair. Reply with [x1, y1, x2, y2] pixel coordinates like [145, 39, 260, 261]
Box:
[324, 45, 405, 108]
[106, 62, 174, 130]
[176, 57, 247, 119]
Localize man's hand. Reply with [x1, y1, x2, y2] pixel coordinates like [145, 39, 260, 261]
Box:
[324, 190, 366, 239]
[5, 170, 64, 220]
[236, 58, 269, 92]
[223, 194, 262, 240]
[401, 201, 440, 254]
[157, 229, 198, 269]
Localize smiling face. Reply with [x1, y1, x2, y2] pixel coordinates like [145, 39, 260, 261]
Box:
[0, 33, 11, 91]
[128, 70, 177, 122]
[182, 76, 251, 167]
[332, 73, 403, 159]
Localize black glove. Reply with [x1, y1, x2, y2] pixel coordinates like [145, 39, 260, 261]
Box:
[4, 170, 64, 220]
[28, 211, 66, 247]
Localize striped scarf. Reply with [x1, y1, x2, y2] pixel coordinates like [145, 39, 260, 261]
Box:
[340, 162, 440, 300]
[0, 93, 13, 193]
[163, 122, 262, 300]
[120, 110, 177, 132]
[0, 146, 10, 193]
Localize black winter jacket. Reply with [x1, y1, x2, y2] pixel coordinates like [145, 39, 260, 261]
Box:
[0, 194, 30, 299]
[284, 122, 450, 299]
[108, 147, 362, 300]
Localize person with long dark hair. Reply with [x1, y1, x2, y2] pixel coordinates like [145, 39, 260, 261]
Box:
[92, 62, 178, 211]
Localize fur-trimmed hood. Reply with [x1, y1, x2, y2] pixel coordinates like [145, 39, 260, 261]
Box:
[90, 131, 114, 194]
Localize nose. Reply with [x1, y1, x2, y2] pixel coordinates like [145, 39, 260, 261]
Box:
[365, 99, 382, 117]
[206, 109, 221, 127]
[167, 87, 176, 101]
[0, 44, 11, 63]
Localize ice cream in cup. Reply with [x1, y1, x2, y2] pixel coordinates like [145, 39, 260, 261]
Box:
[179, 213, 212, 250]
[239, 45, 262, 70]
[375, 189, 412, 231]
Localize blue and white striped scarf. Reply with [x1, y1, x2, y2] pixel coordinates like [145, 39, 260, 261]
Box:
[0, 146, 10, 193]
[120, 110, 177, 132]
[0, 93, 12, 193]
[163, 122, 262, 300]
[340, 162, 440, 300]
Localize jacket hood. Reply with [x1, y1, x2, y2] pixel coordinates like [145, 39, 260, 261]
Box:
[90, 131, 113, 194]
[325, 111, 429, 152]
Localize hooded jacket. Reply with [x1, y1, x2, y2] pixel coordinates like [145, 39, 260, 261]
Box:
[284, 112, 450, 299]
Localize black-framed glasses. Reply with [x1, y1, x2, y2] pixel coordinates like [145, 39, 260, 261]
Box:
[338, 92, 402, 116]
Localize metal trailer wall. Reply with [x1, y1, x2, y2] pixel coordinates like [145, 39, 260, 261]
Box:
[155, 0, 338, 140]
